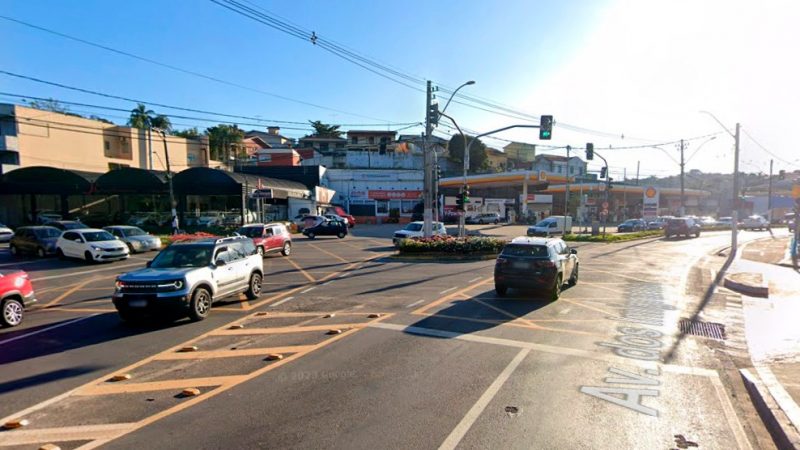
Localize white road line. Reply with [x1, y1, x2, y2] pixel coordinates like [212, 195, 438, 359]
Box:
[438, 348, 530, 450]
[559, 308, 572, 315]
[270, 296, 295, 307]
[300, 287, 316, 294]
[338, 273, 349, 278]
[406, 299, 425, 308]
[468, 276, 482, 283]
[0, 259, 47, 268]
[31, 261, 143, 282]
[439, 287, 457, 295]
[0, 314, 100, 346]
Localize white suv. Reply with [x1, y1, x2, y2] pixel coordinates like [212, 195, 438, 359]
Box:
[741, 215, 769, 231]
[56, 228, 130, 263]
[113, 236, 264, 322]
[393, 221, 447, 246]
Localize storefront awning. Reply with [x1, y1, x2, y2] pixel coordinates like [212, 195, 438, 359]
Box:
[173, 167, 310, 197]
[94, 168, 167, 194]
[0, 166, 101, 195]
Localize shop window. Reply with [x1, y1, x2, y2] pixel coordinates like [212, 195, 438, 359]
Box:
[351, 136, 358, 144]
[108, 163, 129, 170]
[376, 200, 389, 215]
[368, 136, 375, 145]
[401, 200, 416, 214]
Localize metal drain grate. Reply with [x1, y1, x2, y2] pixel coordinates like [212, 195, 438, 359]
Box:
[679, 319, 726, 340]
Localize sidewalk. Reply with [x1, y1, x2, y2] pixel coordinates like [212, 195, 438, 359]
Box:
[728, 236, 800, 447]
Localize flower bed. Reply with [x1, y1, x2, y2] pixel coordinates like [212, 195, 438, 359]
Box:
[162, 231, 219, 245]
[398, 235, 507, 255]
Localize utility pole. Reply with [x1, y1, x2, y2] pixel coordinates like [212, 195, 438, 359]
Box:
[423, 80, 434, 237]
[594, 150, 610, 237]
[732, 123, 740, 255]
[636, 161, 640, 185]
[564, 145, 571, 234]
[153, 129, 177, 230]
[767, 159, 774, 223]
[679, 139, 685, 216]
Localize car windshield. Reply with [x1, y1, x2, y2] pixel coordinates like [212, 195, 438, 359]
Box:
[150, 245, 213, 268]
[125, 227, 147, 237]
[82, 231, 116, 242]
[534, 220, 554, 227]
[622, 220, 637, 225]
[63, 222, 87, 230]
[238, 227, 263, 238]
[502, 244, 549, 257]
[34, 228, 61, 238]
[405, 223, 423, 231]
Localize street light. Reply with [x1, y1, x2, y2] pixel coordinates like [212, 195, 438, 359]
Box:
[440, 81, 475, 115]
[151, 128, 177, 232]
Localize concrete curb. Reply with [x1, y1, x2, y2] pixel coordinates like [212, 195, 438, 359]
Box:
[390, 253, 498, 262]
[723, 274, 769, 298]
[740, 368, 800, 449]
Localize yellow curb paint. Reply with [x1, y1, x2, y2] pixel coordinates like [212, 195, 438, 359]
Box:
[3, 418, 29, 429]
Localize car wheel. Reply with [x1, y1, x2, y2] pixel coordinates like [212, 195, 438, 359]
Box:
[245, 272, 262, 300]
[127, 243, 135, 254]
[494, 219, 499, 224]
[188, 287, 212, 321]
[569, 264, 579, 286]
[551, 275, 562, 301]
[84, 251, 94, 263]
[56, 248, 65, 260]
[36, 247, 46, 258]
[281, 242, 292, 256]
[695, 231, 701, 238]
[9, 244, 19, 257]
[495, 284, 508, 297]
[337, 232, 346, 239]
[256, 246, 265, 257]
[307, 232, 315, 239]
[1, 298, 24, 327]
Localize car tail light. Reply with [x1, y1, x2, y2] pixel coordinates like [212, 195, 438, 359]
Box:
[536, 260, 556, 268]
[496, 257, 508, 266]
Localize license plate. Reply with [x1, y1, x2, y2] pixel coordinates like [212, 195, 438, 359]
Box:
[512, 261, 529, 269]
[128, 300, 147, 308]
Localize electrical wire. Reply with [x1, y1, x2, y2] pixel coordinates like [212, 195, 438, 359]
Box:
[741, 128, 799, 168]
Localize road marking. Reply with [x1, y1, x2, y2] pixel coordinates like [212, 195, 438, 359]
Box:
[300, 287, 316, 294]
[40, 277, 99, 309]
[0, 258, 47, 268]
[467, 276, 482, 283]
[75, 376, 248, 396]
[0, 423, 136, 446]
[559, 308, 572, 315]
[561, 299, 615, 316]
[406, 299, 425, 308]
[308, 243, 350, 263]
[439, 348, 530, 450]
[413, 278, 493, 315]
[31, 261, 143, 282]
[338, 273, 349, 278]
[151, 345, 315, 361]
[439, 287, 457, 295]
[213, 323, 366, 335]
[285, 257, 316, 282]
[0, 314, 99, 346]
[270, 296, 295, 307]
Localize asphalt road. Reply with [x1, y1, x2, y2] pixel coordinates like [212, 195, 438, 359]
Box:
[0, 228, 784, 449]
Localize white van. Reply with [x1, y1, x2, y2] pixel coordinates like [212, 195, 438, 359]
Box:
[527, 216, 572, 236]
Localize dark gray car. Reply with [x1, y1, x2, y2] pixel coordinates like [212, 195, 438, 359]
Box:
[9, 226, 62, 258]
[104, 226, 163, 253]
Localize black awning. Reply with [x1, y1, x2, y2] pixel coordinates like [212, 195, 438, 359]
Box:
[174, 167, 309, 196]
[95, 168, 167, 194]
[0, 166, 100, 195]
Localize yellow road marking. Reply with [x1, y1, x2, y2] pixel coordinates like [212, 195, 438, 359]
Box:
[41, 307, 114, 313]
[212, 323, 366, 335]
[425, 313, 602, 336]
[579, 268, 662, 284]
[0, 423, 136, 446]
[40, 278, 99, 309]
[561, 298, 615, 316]
[308, 243, 350, 263]
[152, 345, 315, 360]
[412, 277, 491, 315]
[75, 376, 247, 396]
[573, 282, 626, 295]
[285, 257, 316, 282]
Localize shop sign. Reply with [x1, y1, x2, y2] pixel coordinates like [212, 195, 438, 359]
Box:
[367, 190, 422, 200]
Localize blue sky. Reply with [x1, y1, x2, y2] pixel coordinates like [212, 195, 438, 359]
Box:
[2, 0, 797, 178]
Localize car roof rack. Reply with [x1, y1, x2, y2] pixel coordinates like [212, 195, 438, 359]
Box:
[215, 235, 248, 244]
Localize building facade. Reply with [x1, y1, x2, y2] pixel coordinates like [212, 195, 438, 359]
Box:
[531, 154, 587, 178]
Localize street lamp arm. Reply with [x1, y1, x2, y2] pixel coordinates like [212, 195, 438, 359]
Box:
[684, 136, 717, 165]
[699, 111, 735, 138]
[440, 80, 475, 115]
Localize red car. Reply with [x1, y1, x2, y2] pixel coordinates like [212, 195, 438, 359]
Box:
[237, 223, 292, 256]
[1, 269, 36, 327]
[327, 206, 356, 228]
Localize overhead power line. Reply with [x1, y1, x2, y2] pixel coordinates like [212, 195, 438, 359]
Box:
[741, 128, 799, 168]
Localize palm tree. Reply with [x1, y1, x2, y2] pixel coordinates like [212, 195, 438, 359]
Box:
[150, 114, 172, 132]
[129, 104, 155, 170]
[205, 124, 245, 163]
[308, 120, 342, 138]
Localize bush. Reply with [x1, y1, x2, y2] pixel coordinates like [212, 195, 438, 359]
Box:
[163, 231, 219, 245]
[563, 230, 663, 242]
[398, 235, 507, 254]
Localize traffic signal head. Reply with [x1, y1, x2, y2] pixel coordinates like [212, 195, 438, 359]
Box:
[539, 115, 553, 140]
[600, 166, 607, 179]
[779, 169, 786, 180]
[428, 102, 439, 126]
[586, 143, 594, 160]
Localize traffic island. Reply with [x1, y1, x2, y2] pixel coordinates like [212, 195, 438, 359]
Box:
[563, 230, 664, 243]
[723, 272, 769, 298]
[393, 236, 507, 261]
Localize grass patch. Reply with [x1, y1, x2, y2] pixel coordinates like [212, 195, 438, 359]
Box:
[563, 230, 664, 242]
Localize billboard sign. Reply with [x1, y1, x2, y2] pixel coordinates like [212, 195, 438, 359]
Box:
[643, 186, 659, 219]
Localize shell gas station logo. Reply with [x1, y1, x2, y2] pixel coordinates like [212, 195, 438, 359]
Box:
[645, 187, 657, 198]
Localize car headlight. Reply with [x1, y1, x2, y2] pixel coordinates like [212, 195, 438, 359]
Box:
[115, 279, 125, 290]
[173, 280, 184, 290]
[91, 245, 101, 251]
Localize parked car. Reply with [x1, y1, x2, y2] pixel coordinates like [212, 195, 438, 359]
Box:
[197, 212, 225, 227]
[0, 223, 13, 243]
[104, 226, 163, 253]
[237, 223, 292, 256]
[323, 213, 349, 225]
[326, 206, 356, 228]
[0, 269, 35, 327]
[35, 211, 62, 224]
[617, 219, 647, 232]
[393, 221, 447, 246]
[113, 236, 264, 322]
[646, 216, 671, 230]
[303, 219, 348, 239]
[9, 226, 61, 258]
[291, 214, 311, 231]
[527, 216, 572, 237]
[50, 220, 89, 231]
[716, 217, 734, 228]
[665, 217, 701, 239]
[56, 228, 130, 263]
[741, 215, 769, 231]
[466, 213, 501, 225]
[494, 237, 578, 300]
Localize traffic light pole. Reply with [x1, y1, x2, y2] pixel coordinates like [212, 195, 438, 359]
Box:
[594, 150, 610, 237]
[423, 80, 434, 237]
[767, 159, 773, 223]
[564, 145, 571, 235]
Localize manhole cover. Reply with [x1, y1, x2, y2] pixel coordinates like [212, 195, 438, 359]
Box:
[679, 319, 725, 340]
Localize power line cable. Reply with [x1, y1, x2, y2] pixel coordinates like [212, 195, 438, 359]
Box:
[741, 128, 799, 168]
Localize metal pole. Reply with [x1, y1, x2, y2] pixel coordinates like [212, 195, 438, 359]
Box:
[155, 129, 177, 230]
[594, 151, 610, 237]
[636, 161, 640, 185]
[423, 80, 433, 237]
[564, 145, 570, 234]
[732, 123, 740, 255]
[767, 159, 773, 223]
[460, 134, 470, 237]
[679, 139, 685, 216]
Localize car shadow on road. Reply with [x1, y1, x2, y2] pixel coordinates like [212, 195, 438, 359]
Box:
[405, 287, 551, 337]
[0, 366, 101, 394]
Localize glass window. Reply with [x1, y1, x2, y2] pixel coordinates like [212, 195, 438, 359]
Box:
[401, 200, 415, 214]
[502, 244, 549, 257]
[368, 136, 375, 144]
[153, 245, 213, 268]
[35, 228, 61, 238]
[82, 231, 116, 242]
[376, 200, 389, 215]
[351, 137, 358, 144]
[63, 231, 78, 241]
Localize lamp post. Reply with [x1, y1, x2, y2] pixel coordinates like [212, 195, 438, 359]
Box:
[700, 111, 739, 256]
[152, 128, 177, 231]
[679, 135, 717, 216]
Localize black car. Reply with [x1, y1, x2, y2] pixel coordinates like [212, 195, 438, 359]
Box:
[50, 220, 89, 231]
[665, 217, 701, 239]
[302, 219, 348, 239]
[617, 219, 647, 232]
[9, 226, 62, 257]
[494, 237, 578, 300]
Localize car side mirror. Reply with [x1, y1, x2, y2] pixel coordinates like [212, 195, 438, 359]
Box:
[74, 238, 83, 243]
[146, 260, 152, 268]
[570, 248, 578, 255]
[215, 259, 226, 267]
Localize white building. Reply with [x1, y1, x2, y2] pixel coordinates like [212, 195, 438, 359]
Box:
[323, 168, 423, 222]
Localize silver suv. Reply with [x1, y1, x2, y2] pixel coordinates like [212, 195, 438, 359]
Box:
[113, 236, 264, 322]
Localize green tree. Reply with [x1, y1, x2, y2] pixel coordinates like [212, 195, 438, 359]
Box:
[173, 127, 201, 139]
[127, 103, 154, 129]
[150, 114, 172, 132]
[447, 134, 488, 174]
[205, 124, 245, 161]
[308, 120, 342, 138]
[27, 98, 71, 114]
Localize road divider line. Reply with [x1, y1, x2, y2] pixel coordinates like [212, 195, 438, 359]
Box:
[270, 296, 295, 307]
[0, 258, 47, 268]
[468, 276, 482, 283]
[406, 299, 425, 308]
[75, 376, 247, 396]
[0, 314, 99, 346]
[0, 423, 136, 446]
[213, 323, 366, 335]
[285, 258, 316, 282]
[413, 278, 493, 316]
[152, 345, 315, 361]
[40, 277, 100, 309]
[439, 287, 457, 294]
[561, 299, 615, 316]
[439, 348, 530, 450]
[300, 287, 316, 294]
[31, 261, 143, 282]
[308, 243, 350, 263]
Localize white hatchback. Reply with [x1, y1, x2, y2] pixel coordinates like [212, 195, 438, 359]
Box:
[393, 221, 447, 246]
[56, 228, 130, 263]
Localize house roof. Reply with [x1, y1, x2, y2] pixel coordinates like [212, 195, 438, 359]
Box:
[535, 154, 583, 162]
[245, 130, 293, 142]
[346, 130, 397, 136]
[299, 136, 347, 142]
